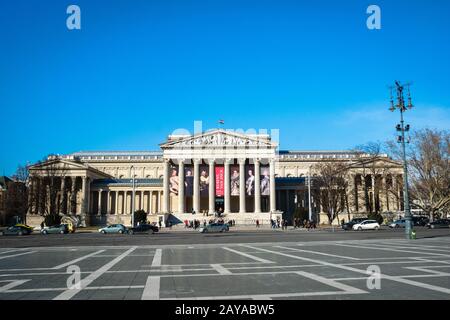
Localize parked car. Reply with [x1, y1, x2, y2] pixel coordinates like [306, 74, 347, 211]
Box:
[342, 218, 368, 231]
[199, 223, 229, 233]
[14, 224, 34, 233]
[98, 224, 128, 234]
[412, 216, 429, 226]
[352, 220, 380, 231]
[128, 223, 159, 235]
[389, 219, 408, 228]
[426, 219, 450, 229]
[41, 224, 69, 235]
[0, 225, 33, 236]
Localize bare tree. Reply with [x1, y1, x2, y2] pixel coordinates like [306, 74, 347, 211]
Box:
[312, 161, 349, 224]
[29, 156, 69, 222]
[387, 129, 450, 220]
[11, 164, 29, 183]
[353, 142, 393, 214]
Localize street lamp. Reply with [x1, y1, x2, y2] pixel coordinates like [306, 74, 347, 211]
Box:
[308, 165, 312, 221]
[389, 81, 414, 239]
[131, 165, 136, 228]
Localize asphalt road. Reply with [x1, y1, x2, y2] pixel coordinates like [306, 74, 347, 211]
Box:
[1, 236, 449, 300]
[0, 226, 448, 248]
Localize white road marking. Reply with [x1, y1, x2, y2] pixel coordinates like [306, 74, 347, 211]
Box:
[211, 264, 232, 275]
[141, 276, 160, 300]
[243, 245, 450, 295]
[405, 266, 449, 275]
[369, 243, 450, 254]
[0, 249, 26, 255]
[51, 250, 106, 269]
[53, 246, 137, 300]
[161, 290, 364, 300]
[0, 280, 30, 292]
[223, 247, 273, 263]
[151, 249, 162, 267]
[295, 271, 367, 294]
[282, 246, 361, 260]
[334, 243, 450, 258]
[0, 251, 36, 260]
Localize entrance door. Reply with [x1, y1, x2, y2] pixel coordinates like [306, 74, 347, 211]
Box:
[215, 197, 224, 213]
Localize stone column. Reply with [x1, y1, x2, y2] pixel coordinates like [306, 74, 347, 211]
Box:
[193, 159, 200, 213]
[371, 174, 376, 212]
[163, 160, 170, 213]
[178, 160, 185, 214]
[60, 178, 66, 214]
[239, 158, 246, 214]
[224, 159, 231, 214]
[81, 177, 88, 215]
[97, 189, 102, 215]
[254, 159, 261, 213]
[123, 191, 127, 215]
[71, 177, 77, 214]
[107, 191, 111, 214]
[208, 159, 215, 215]
[115, 191, 119, 215]
[269, 159, 276, 213]
[149, 191, 153, 214]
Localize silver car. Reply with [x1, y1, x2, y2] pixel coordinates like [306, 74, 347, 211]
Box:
[199, 223, 229, 233]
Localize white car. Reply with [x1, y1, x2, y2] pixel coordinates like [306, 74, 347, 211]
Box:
[352, 220, 380, 231]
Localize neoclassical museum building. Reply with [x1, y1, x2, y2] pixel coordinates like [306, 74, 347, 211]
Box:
[26, 129, 404, 227]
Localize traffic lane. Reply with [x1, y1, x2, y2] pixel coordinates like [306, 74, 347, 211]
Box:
[0, 227, 448, 248]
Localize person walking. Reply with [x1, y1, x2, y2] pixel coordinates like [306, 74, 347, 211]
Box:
[256, 219, 260, 228]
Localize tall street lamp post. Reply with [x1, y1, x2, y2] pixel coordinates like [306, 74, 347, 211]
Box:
[389, 81, 414, 239]
[131, 165, 136, 228]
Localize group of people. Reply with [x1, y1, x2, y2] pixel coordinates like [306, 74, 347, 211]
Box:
[184, 219, 203, 229]
[269, 218, 288, 230]
[292, 218, 316, 230]
[183, 218, 235, 229]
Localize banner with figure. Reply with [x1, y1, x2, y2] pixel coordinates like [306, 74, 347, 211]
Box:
[199, 165, 209, 197]
[184, 166, 193, 197]
[215, 166, 224, 197]
[230, 165, 240, 196]
[169, 166, 179, 196]
[245, 165, 255, 196]
[260, 165, 270, 196]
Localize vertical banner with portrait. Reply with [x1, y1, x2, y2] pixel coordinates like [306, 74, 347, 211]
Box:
[199, 165, 209, 197]
[215, 166, 224, 197]
[245, 165, 255, 196]
[169, 165, 179, 196]
[230, 165, 240, 196]
[260, 165, 270, 196]
[184, 166, 193, 197]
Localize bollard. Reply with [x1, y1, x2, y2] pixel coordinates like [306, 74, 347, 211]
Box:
[410, 230, 416, 240]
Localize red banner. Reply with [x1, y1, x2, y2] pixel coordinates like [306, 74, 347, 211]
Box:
[215, 166, 224, 197]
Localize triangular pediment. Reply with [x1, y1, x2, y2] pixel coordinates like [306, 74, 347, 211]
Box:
[348, 156, 402, 169]
[160, 129, 277, 149]
[28, 158, 112, 178]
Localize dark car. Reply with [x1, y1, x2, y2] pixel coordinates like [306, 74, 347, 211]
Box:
[0, 225, 33, 236]
[426, 219, 450, 229]
[128, 223, 159, 235]
[342, 218, 368, 231]
[412, 216, 429, 227]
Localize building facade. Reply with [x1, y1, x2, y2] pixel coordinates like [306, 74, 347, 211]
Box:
[27, 129, 404, 226]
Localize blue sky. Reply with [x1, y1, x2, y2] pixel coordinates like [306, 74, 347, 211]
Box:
[1, 0, 449, 175]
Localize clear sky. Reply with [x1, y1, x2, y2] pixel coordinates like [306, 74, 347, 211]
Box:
[1, 0, 449, 175]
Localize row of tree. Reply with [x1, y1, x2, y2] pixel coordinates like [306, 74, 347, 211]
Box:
[1, 129, 448, 226]
[311, 129, 449, 224]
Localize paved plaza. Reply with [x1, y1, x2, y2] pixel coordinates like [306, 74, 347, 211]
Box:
[1, 236, 450, 300]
